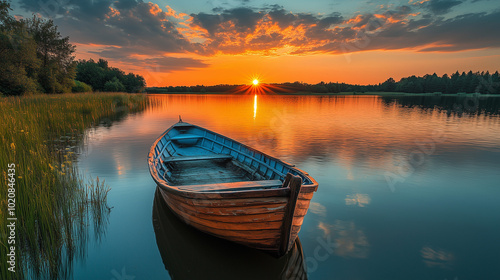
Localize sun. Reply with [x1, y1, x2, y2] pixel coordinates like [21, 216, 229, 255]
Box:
[252, 79, 259, 85]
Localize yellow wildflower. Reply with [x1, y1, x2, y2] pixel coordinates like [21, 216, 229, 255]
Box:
[10, 143, 15, 150]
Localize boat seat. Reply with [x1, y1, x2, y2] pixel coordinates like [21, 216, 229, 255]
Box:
[163, 154, 233, 162]
[178, 180, 283, 192]
[170, 134, 203, 140]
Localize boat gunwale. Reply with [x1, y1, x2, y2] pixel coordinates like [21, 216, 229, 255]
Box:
[147, 122, 319, 198]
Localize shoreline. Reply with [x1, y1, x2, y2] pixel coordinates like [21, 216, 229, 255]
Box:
[146, 91, 498, 97]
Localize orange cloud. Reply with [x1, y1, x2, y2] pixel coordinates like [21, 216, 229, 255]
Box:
[165, 5, 188, 19]
[149, 3, 162, 16]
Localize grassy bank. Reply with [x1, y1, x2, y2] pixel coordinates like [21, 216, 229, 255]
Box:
[0, 93, 149, 279]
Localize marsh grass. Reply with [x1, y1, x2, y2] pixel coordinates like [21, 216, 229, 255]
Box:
[0, 93, 149, 279]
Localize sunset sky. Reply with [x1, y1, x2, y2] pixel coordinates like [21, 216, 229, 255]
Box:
[11, 0, 500, 86]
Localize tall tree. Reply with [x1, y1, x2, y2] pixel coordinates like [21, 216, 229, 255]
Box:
[0, 1, 40, 95]
[381, 77, 396, 92]
[22, 16, 76, 93]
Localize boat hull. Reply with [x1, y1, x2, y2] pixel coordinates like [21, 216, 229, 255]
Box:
[148, 122, 319, 256]
[152, 189, 308, 280]
[157, 185, 314, 255]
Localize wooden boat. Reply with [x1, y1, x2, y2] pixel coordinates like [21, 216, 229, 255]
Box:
[152, 188, 308, 279]
[147, 120, 318, 257]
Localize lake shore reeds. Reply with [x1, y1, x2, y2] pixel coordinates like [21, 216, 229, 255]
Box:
[0, 93, 149, 279]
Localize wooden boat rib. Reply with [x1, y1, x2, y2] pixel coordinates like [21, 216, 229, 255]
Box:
[148, 120, 318, 256]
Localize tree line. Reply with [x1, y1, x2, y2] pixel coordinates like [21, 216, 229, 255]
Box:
[0, 1, 145, 96]
[148, 71, 500, 94]
[380, 71, 500, 94]
[76, 59, 146, 93]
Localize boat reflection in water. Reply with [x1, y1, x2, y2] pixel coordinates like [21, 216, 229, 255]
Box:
[152, 189, 308, 280]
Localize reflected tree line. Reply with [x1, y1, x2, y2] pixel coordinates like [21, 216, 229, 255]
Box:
[381, 95, 500, 116]
[148, 71, 500, 94]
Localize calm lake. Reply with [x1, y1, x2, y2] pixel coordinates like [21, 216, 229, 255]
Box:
[73, 94, 500, 280]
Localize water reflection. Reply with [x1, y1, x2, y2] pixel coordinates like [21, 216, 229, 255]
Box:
[309, 202, 327, 217]
[421, 246, 454, 269]
[345, 194, 371, 207]
[72, 94, 500, 280]
[152, 189, 308, 280]
[317, 221, 369, 259]
[147, 94, 500, 173]
[254, 94, 257, 119]
[381, 95, 500, 116]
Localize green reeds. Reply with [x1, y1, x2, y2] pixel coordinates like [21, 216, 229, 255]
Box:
[0, 93, 149, 279]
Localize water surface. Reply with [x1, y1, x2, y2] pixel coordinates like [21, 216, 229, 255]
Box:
[75, 94, 500, 280]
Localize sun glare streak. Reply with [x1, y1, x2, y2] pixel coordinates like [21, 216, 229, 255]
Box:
[227, 73, 303, 95]
[230, 82, 297, 95]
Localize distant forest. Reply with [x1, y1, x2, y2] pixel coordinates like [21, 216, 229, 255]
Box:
[148, 71, 500, 94]
[0, 1, 145, 96]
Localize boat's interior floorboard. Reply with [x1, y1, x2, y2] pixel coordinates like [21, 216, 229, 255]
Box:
[168, 159, 255, 186]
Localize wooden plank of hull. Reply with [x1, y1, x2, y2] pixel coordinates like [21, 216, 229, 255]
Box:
[163, 193, 287, 216]
[163, 189, 308, 227]
[162, 192, 284, 230]
[298, 192, 314, 200]
[171, 208, 284, 231]
[167, 194, 288, 208]
[179, 208, 286, 223]
[158, 179, 314, 255]
[160, 190, 282, 243]
[165, 190, 288, 211]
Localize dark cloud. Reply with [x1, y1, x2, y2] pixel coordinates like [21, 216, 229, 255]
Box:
[190, 13, 223, 35]
[425, 0, 463, 15]
[114, 0, 142, 10]
[191, 7, 262, 34]
[123, 56, 208, 73]
[19, 0, 114, 19]
[16, 0, 500, 62]
[88, 46, 208, 72]
[267, 7, 321, 29]
[249, 32, 283, 44]
[222, 7, 262, 31]
[21, 0, 193, 54]
[406, 17, 433, 30]
[416, 11, 500, 51]
[346, 10, 500, 53]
